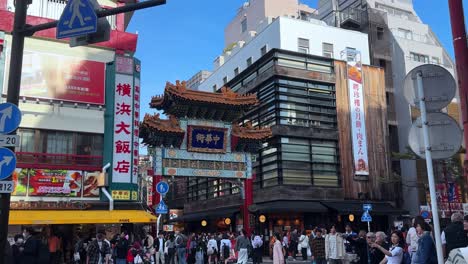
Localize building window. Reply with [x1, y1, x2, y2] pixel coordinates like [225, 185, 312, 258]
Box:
[398, 28, 412, 40]
[377, 27, 384, 40]
[298, 38, 309, 54]
[261, 45, 268, 56]
[234, 67, 240, 76]
[17, 129, 35, 152]
[346, 47, 357, 62]
[246, 57, 253, 67]
[241, 18, 247, 33]
[322, 43, 334, 58]
[223, 76, 228, 84]
[410, 52, 429, 63]
[212, 84, 217, 92]
[432, 56, 440, 64]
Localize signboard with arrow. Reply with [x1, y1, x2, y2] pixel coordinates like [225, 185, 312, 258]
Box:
[0, 148, 16, 180]
[0, 103, 21, 134]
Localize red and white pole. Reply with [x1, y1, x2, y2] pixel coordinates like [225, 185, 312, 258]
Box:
[243, 178, 253, 236]
[448, 0, 468, 189]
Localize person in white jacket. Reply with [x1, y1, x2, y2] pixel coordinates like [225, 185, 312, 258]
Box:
[207, 235, 219, 264]
[298, 231, 309, 261]
[325, 225, 345, 264]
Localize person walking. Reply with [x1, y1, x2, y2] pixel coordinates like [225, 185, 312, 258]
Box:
[115, 232, 129, 264]
[144, 232, 155, 262]
[369, 231, 388, 264]
[412, 217, 437, 264]
[175, 231, 188, 264]
[289, 230, 298, 261]
[155, 233, 166, 264]
[345, 230, 367, 264]
[325, 225, 345, 264]
[166, 234, 176, 264]
[207, 235, 219, 264]
[87, 233, 111, 264]
[236, 230, 250, 264]
[406, 217, 420, 261]
[311, 228, 326, 264]
[220, 234, 232, 264]
[370, 231, 404, 264]
[11, 234, 24, 264]
[48, 230, 62, 264]
[272, 234, 284, 264]
[282, 233, 289, 261]
[443, 212, 468, 258]
[20, 227, 40, 264]
[298, 231, 309, 261]
[252, 233, 263, 264]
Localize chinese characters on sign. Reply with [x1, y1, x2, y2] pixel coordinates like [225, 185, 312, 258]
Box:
[113, 73, 135, 183]
[133, 76, 141, 184]
[188, 126, 227, 153]
[344, 49, 369, 176]
[111, 190, 130, 200]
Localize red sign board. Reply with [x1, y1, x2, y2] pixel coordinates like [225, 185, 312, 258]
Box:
[9, 51, 105, 105]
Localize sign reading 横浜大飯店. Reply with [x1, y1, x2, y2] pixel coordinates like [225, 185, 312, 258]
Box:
[140, 82, 272, 180]
[103, 55, 140, 201]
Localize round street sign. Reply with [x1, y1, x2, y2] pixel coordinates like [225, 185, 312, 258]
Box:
[409, 113, 462, 160]
[156, 181, 169, 195]
[0, 148, 16, 180]
[0, 103, 22, 134]
[404, 64, 456, 111]
[421, 211, 431, 219]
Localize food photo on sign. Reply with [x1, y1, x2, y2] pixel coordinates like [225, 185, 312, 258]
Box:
[11, 169, 99, 197]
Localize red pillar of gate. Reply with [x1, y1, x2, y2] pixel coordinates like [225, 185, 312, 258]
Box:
[243, 177, 253, 236]
[152, 171, 162, 207]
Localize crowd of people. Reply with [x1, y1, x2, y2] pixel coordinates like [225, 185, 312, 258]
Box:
[3, 213, 468, 264]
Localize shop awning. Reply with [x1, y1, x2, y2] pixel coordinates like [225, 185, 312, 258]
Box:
[9, 210, 157, 225]
[321, 201, 407, 215]
[253, 201, 328, 213]
[182, 207, 239, 222]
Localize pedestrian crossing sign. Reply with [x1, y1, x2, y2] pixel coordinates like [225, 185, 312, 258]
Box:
[155, 200, 168, 214]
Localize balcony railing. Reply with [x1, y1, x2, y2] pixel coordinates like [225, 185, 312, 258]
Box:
[7, 0, 117, 29]
[16, 152, 103, 171]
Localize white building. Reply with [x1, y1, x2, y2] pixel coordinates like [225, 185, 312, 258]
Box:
[186, 70, 212, 90]
[198, 16, 370, 92]
[318, 0, 457, 215]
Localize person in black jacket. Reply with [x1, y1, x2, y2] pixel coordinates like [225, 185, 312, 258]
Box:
[115, 232, 129, 264]
[4, 241, 13, 264]
[11, 234, 24, 264]
[369, 232, 389, 264]
[345, 230, 368, 264]
[155, 233, 166, 264]
[20, 227, 40, 264]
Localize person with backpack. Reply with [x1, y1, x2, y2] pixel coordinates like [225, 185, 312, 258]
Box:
[175, 231, 188, 264]
[412, 217, 437, 264]
[220, 234, 232, 264]
[207, 234, 219, 264]
[165, 234, 176, 264]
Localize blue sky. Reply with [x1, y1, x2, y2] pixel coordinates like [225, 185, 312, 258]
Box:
[128, 0, 467, 126]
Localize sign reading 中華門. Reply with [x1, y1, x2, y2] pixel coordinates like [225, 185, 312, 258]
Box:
[187, 126, 227, 153]
[343, 48, 369, 177]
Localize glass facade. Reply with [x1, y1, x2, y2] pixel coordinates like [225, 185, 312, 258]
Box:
[186, 49, 340, 201]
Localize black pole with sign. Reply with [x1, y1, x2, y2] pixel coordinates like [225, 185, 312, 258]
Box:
[0, 1, 166, 262]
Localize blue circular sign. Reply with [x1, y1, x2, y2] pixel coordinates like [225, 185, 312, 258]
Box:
[0, 148, 16, 180]
[421, 211, 430, 219]
[0, 103, 22, 134]
[156, 181, 169, 195]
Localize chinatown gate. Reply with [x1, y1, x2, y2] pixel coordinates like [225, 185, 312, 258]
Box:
[140, 81, 271, 234]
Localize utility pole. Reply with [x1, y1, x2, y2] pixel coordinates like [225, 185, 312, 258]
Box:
[0, 0, 29, 261]
[448, 0, 468, 189]
[0, 1, 166, 261]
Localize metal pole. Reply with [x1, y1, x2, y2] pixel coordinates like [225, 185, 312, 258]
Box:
[367, 221, 370, 233]
[448, 0, 468, 190]
[0, 0, 28, 261]
[417, 72, 444, 264]
[156, 195, 162, 237]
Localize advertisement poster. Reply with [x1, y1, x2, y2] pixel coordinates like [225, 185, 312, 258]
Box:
[28, 170, 83, 196]
[5, 50, 105, 104]
[12, 169, 28, 196]
[83, 172, 99, 197]
[343, 48, 369, 176]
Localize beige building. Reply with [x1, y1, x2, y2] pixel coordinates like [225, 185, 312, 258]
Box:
[224, 0, 316, 47]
